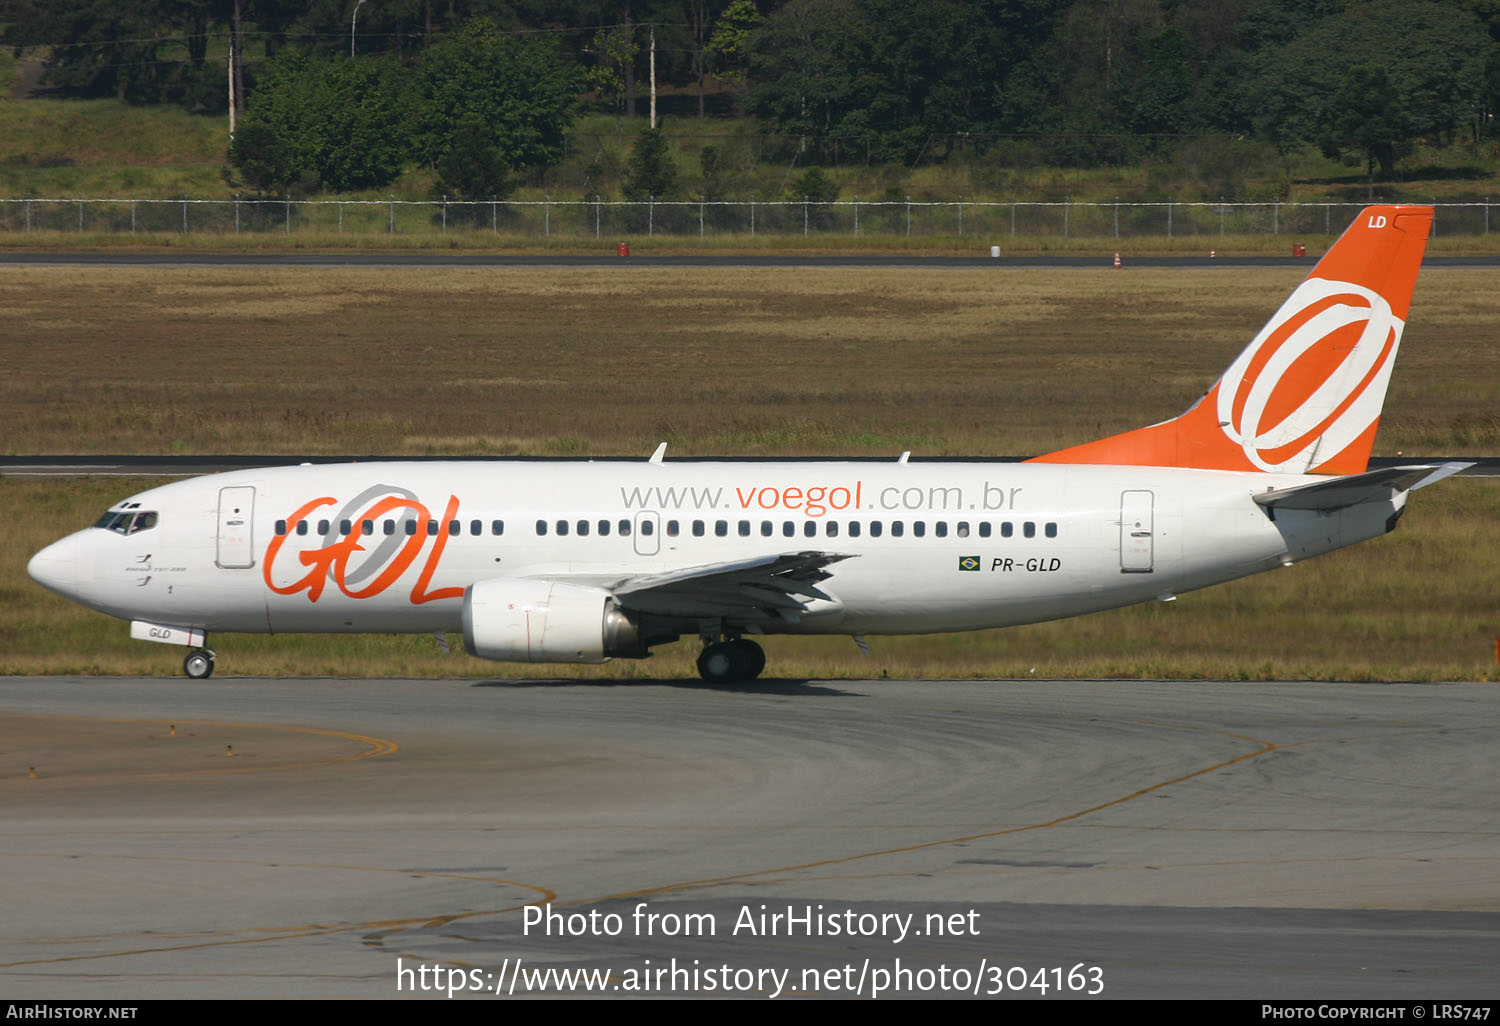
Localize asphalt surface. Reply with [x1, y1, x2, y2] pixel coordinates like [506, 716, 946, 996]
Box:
[2, 675, 1497, 999]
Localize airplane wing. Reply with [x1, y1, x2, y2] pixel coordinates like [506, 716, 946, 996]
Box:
[609, 551, 854, 624]
[1253, 462, 1471, 512]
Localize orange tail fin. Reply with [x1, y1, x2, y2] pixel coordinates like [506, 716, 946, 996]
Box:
[1029, 205, 1432, 475]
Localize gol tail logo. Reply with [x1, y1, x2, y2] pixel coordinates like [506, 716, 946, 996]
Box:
[1213, 278, 1403, 473]
[263, 485, 464, 604]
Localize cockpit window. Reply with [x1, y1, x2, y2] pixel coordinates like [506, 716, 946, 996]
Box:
[93, 510, 158, 535]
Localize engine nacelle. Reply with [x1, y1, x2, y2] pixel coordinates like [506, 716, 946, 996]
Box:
[461, 579, 646, 663]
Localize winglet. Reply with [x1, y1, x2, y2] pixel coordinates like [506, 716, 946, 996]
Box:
[1029, 205, 1433, 475]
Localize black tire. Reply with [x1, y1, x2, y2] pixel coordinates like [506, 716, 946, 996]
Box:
[696, 639, 766, 683]
[697, 642, 737, 683]
[184, 649, 214, 679]
[729, 638, 766, 680]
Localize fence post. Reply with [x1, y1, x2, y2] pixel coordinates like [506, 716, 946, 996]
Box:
[389, 198, 395, 233]
[1113, 195, 1119, 240]
[285, 196, 290, 235]
[338, 200, 343, 234]
[853, 195, 859, 236]
[1011, 200, 1016, 235]
[442, 195, 447, 234]
[494, 197, 498, 233]
[905, 195, 911, 236]
[78, 200, 83, 232]
[181, 196, 187, 234]
[700, 196, 704, 238]
[233, 195, 238, 234]
[24, 199, 30, 232]
[804, 195, 809, 236]
[1064, 196, 1069, 239]
[750, 196, 755, 235]
[594, 195, 600, 238]
[649, 195, 654, 236]
[132, 197, 137, 234]
[1219, 196, 1225, 235]
[1325, 201, 1330, 235]
[1167, 198, 1172, 238]
[1487, 197, 1490, 235]
[544, 195, 549, 237]
[957, 195, 963, 237]
[1273, 200, 1278, 235]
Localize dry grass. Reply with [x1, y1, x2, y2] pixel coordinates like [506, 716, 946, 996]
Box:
[3, 263, 1499, 680]
[3, 475, 1497, 681]
[2, 265, 1499, 459]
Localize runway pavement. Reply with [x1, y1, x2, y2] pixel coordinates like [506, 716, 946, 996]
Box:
[2, 675, 1497, 999]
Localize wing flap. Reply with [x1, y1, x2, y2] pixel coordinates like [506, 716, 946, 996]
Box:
[612, 550, 853, 623]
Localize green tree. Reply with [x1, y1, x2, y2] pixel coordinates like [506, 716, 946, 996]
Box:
[1244, 0, 1489, 178]
[434, 113, 513, 200]
[622, 125, 678, 200]
[229, 52, 410, 193]
[705, 0, 761, 91]
[409, 18, 581, 179]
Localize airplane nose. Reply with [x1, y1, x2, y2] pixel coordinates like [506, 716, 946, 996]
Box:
[28, 537, 79, 599]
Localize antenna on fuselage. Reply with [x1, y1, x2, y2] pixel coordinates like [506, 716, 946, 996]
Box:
[649, 442, 667, 464]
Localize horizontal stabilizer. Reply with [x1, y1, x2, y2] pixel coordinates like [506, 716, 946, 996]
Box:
[1253, 462, 1471, 512]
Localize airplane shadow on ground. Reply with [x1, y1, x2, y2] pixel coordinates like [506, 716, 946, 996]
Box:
[470, 677, 867, 697]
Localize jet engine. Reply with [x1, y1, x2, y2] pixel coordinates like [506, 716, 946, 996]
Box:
[461, 579, 647, 663]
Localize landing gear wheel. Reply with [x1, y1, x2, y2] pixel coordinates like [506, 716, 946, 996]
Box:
[729, 638, 766, 680]
[696, 639, 765, 683]
[183, 648, 215, 680]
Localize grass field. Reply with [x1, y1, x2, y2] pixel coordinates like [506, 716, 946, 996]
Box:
[3, 266, 1499, 458]
[2, 264, 1498, 680]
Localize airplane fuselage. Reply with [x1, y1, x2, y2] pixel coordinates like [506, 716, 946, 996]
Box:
[30, 460, 1397, 642]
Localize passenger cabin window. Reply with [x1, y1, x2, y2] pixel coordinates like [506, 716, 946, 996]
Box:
[979, 522, 991, 538]
[618, 520, 632, 536]
[492, 520, 505, 536]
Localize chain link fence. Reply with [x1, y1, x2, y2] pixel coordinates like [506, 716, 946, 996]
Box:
[1, 197, 1493, 238]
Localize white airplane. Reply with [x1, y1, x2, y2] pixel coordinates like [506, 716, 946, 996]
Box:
[28, 205, 1468, 682]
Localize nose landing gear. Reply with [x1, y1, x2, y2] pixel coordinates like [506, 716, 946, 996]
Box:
[183, 647, 217, 679]
[696, 637, 766, 683]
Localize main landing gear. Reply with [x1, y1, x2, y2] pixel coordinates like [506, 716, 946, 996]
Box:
[183, 647, 217, 679]
[696, 638, 766, 684]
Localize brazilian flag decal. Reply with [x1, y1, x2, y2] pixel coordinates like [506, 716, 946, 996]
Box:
[958, 555, 981, 572]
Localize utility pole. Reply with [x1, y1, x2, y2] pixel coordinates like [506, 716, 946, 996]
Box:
[649, 26, 657, 130]
[351, 0, 368, 57]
